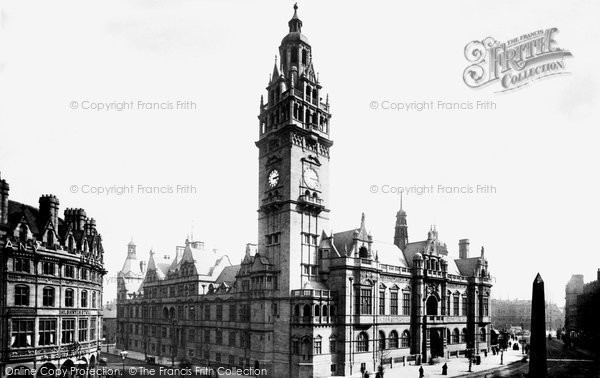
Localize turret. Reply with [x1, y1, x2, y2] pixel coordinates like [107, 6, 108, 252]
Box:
[0, 174, 9, 225]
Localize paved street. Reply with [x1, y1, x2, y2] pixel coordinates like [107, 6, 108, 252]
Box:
[452, 338, 599, 378]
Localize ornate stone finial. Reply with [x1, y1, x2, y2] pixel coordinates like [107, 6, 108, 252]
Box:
[481, 246, 485, 257]
[361, 212, 366, 226]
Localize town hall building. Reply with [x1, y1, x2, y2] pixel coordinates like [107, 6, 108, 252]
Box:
[116, 5, 492, 378]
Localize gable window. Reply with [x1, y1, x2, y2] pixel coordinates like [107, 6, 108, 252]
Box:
[454, 294, 460, 316]
[390, 291, 398, 315]
[15, 285, 30, 306]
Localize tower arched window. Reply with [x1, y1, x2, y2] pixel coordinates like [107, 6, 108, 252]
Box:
[378, 330, 386, 350]
[453, 328, 460, 344]
[303, 304, 311, 318]
[301, 50, 307, 65]
[389, 330, 399, 349]
[357, 332, 369, 352]
[401, 330, 410, 348]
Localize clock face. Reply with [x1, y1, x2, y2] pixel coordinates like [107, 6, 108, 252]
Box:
[303, 167, 320, 189]
[268, 170, 279, 188]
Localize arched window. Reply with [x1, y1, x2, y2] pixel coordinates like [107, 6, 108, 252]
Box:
[357, 332, 369, 352]
[64, 289, 74, 307]
[480, 327, 486, 342]
[378, 330, 386, 350]
[389, 330, 399, 349]
[163, 307, 169, 319]
[169, 307, 175, 319]
[401, 330, 410, 348]
[46, 231, 54, 247]
[314, 305, 320, 317]
[330, 305, 336, 317]
[301, 50, 307, 65]
[92, 292, 97, 308]
[294, 304, 300, 317]
[446, 328, 452, 344]
[426, 296, 438, 315]
[461, 328, 467, 343]
[42, 287, 55, 307]
[322, 305, 328, 317]
[359, 246, 369, 258]
[15, 285, 29, 306]
[81, 290, 88, 307]
[303, 304, 311, 318]
[301, 337, 312, 360]
[453, 328, 460, 344]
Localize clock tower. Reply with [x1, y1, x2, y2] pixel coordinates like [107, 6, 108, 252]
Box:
[256, 3, 333, 295]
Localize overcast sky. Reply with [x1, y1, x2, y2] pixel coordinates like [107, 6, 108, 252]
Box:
[1, 0, 599, 305]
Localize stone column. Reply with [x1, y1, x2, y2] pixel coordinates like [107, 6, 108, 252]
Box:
[529, 273, 547, 378]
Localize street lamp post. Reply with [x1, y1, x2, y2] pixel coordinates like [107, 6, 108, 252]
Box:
[120, 351, 128, 377]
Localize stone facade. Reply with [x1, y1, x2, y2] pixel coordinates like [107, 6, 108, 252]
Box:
[564, 271, 600, 346]
[115, 6, 493, 378]
[0, 173, 106, 377]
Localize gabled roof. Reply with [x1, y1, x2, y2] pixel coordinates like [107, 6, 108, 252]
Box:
[371, 239, 408, 268]
[215, 265, 240, 285]
[454, 257, 482, 276]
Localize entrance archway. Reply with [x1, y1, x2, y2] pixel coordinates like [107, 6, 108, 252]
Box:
[430, 329, 444, 358]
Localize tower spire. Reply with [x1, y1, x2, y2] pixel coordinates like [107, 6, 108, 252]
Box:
[394, 198, 408, 250]
[288, 3, 302, 33]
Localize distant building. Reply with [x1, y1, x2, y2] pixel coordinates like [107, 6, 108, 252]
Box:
[102, 300, 117, 347]
[491, 299, 563, 331]
[0, 173, 106, 377]
[564, 271, 600, 345]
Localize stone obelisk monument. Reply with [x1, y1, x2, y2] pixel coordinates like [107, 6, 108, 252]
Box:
[529, 273, 547, 378]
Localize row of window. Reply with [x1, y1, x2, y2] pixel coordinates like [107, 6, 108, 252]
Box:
[357, 289, 411, 316]
[119, 303, 254, 323]
[293, 303, 336, 318]
[13, 257, 99, 282]
[14, 285, 98, 308]
[120, 325, 252, 349]
[11, 317, 97, 348]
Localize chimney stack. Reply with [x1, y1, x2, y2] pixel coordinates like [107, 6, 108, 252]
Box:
[459, 239, 470, 259]
[0, 174, 9, 225]
[39, 195, 60, 229]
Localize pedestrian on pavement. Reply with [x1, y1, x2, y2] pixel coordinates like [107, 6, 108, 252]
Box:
[419, 365, 424, 378]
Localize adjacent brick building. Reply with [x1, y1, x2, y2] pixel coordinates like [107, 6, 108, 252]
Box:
[0, 173, 106, 377]
[116, 6, 493, 377]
